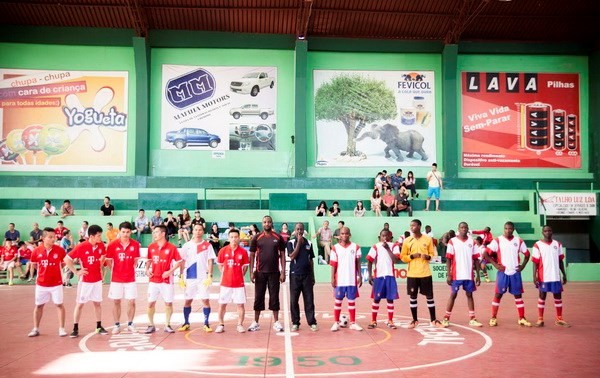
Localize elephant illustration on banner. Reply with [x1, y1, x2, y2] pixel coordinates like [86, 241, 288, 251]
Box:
[356, 123, 429, 162]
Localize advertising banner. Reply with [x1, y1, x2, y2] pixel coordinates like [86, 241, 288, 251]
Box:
[313, 70, 436, 167]
[538, 192, 597, 216]
[461, 72, 580, 168]
[0, 69, 129, 172]
[161, 65, 277, 152]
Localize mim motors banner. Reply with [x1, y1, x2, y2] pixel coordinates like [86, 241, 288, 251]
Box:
[0, 69, 128, 172]
[161, 65, 277, 152]
[461, 72, 581, 168]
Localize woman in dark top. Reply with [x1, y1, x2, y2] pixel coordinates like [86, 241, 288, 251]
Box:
[315, 201, 328, 216]
[209, 223, 221, 253]
[279, 222, 291, 243]
[248, 224, 259, 238]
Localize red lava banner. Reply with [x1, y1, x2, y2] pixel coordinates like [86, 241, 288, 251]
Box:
[461, 72, 580, 168]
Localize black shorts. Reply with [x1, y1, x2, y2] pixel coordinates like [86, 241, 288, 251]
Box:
[253, 272, 281, 312]
[406, 276, 433, 298]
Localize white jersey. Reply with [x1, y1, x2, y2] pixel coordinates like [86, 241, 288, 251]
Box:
[531, 239, 564, 283]
[487, 235, 529, 276]
[366, 242, 398, 278]
[446, 236, 480, 280]
[330, 242, 361, 287]
[180, 239, 216, 280]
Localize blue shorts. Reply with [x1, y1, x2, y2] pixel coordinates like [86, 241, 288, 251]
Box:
[19, 258, 29, 264]
[495, 271, 523, 295]
[427, 187, 441, 199]
[371, 276, 399, 301]
[539, 281, 563, 294]
[451, 279, 476, 293]
[334, 285, 359, 301]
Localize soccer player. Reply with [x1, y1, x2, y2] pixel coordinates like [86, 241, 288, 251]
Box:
[28, 228, 68, 337]
[144, 225, 182, 334]
[248, 215, 286, 332]
[178, 224, 216, 332]
[531, 225, 570, 327]
[484, 221, 532, 327]
[105, 221, 140, 334]
[215, 229, 249, 333]
[330, 226, 363, 331]
[400, 219, 442, 328]
[441, 222, 483, 327]
[287, 222, 318, 332]
[366, 229, 400, 329]
[64, 225, 108, 337]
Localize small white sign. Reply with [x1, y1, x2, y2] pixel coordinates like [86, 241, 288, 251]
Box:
[538, 192, 597, 216]
[212, 151, 225, 159]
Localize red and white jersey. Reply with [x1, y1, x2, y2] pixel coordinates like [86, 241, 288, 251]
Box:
[486, 235, 529, 276]
[31, 244, 66, 287]
[446, 236, 480, 280]
[18, 245, 33, 260]
[2, 245, 17, 261]
[217, 245, 249, 288]
[147, 241, 182, 284]
[330, 242, 361, 287]
[531, 239, 564, 283]
[106, 239, 141, 283]
[181, 239, 216, 280]
[366, 242, 398, 278]
[54, 227, 68, 240]
[68, 241, 106, 283]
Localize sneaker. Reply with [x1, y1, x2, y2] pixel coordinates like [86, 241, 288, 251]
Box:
[469, 319, 483, 327]
[96, 326, 109, 335]
[310, 324, 318, 332]
[330, 322, 340, 332]
[441, 318, 450, 327]
[416, 193, 419, 198]
[534, 319, 545, 327]
[367, 321, 378, 329]
[291, 324, 299, 332]
[59, 328, 68, 337]
[164, 325, 175, 333]
[489, 317, 498, 327]
[247, 321, 260, 332]
[112, 325, 121, 334]
[555, 318, 571, 328]
[518, 318, 532, 327]
[407, 320, 419, 329]
[236, 324, 246, 333]
[431, 320, 444, 328]
[8, 281, 13, 286]
[69, 329, 79, 338]
[349, 323, 363, 331]
[215, 324, 225, 333]
[127, 324, 137, 333]
[144, 325, 156, 334]
[177, 324, 191, 332]
[386, 321, 397, 329]
[28, 328, 40, 337]
[203, 324, 213, 333]
[273, 321, 284, 332]
[485, 277, 490, 283]
[27, 277, 34, 282]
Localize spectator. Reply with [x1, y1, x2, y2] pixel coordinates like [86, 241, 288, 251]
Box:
[60, 200, 75, 218]
[405, 171, 419, 199]
[177, 209, 192, 246]
[78, 221, 90, 241]
[105, 223, 119, 243]
[329, 201, 341, 217]
[390, 169, 405, 193]
[60, 230, 75, 286]
[374, 172, 384, 192]
[164, 211, 178, 240]
[208, 223, 221, 253]
[279, 223, 291, 243]
[41, 200, 57, 217]
[381, 188, 395, 216]
[150, 209, 163, 231]
[1, 238, 18, 285]
[100, 196, 115, 216]
[381, 222, 394, 241]
[54, 220, 69, 242]
[30, 222, 42, 243]
[134, 209, 150, 241]
[17, 240, 34, 280]
[333, 221, 345, 243]
[381, 170, 391, 191]
[248, 224, 259, 238]
[392, 186, 412, 217]
[425, 163, 443, 211]
[5, 223, 20, 242]
[424, 225, 433, 237]
[314, 220, 333, 263]
[191, 210, 206, 230]
[315, 201, 328, 217]
[370, 189, 382, 217]
[354, 201, 366, 217]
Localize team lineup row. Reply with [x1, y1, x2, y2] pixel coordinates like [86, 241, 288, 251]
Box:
[26, 217, 570, 338]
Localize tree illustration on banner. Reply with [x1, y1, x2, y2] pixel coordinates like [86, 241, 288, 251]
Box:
[315, 75, 397, 161]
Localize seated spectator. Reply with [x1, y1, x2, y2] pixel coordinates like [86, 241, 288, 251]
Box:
[381, 188, 395, 216]
[78, 221, 90, 241]
[5, 223, 20, 242]
[390, 169, 405, 193]
[150, 209, 163, 231]
[374, 172, 384, 192]
[105, 222, 119, 243]
[100, 196, 115, 216]
[354, 201, 366, 217]
[54, 220, 69, 242]
[329, 201, 341, 217]
[1, 239, 18, 285]
[16, 241, 34, 280]
[404, 171, 419, 199]
[279, 223, 291, 243]
[381, 170, 391, 191]
[314, 220, 333, 263]
[191, 210, 206, 229]
[315, 201, 328, 217]
[177, 208, 192, 246]
[41, 200, 57, 217]
[164, 211, 178, 240]
[208, 223, 221, 252]
[333, 221, 345, 243]
[60, 199, 75, 218]
[381, 222, 394, 241]
[370, 189, 382, 217]
[29, 222, 42, 244]
[134, 209, 150, 241]
[248, 224, 259, 238]
[392, 186, 412, 217]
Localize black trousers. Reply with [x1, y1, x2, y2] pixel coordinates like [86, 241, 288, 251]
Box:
[289, 274, 316, 326]
[254, 272, 281, 312]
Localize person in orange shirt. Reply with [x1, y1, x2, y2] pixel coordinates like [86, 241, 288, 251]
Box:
[105, 222, 119, 243]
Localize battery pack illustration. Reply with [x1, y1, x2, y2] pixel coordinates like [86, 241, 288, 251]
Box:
[518, 102, 578, 153]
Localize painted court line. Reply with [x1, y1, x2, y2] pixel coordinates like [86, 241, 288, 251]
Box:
[281, 281, 295, 378]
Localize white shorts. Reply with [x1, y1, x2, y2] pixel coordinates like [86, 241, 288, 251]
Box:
[184, 279, 210, 300]
[108, 282, 137, 300]
[35, 285, 64, 306]
[218, 286, 246, 304]
[76, 281, 103, 303]
[1, 261, 15, 270]
[148, 282, 174, 303]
